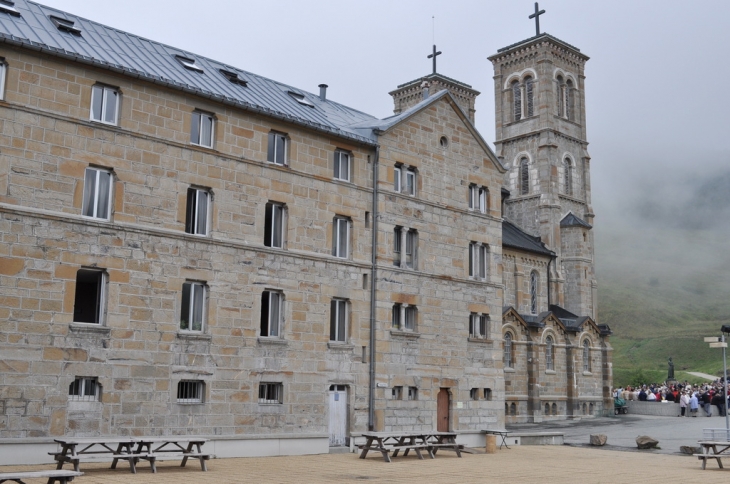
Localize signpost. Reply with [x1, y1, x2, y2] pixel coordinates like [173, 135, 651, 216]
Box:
[704, 328, 729, 436]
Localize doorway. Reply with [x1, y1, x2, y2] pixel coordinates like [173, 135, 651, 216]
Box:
[437, 388, 450, 432]
[328, 385, 348, 446]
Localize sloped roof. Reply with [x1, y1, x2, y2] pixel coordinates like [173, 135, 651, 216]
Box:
[502, 220, 555, 256]
[490, 32, 587, 59]
[0, 0, 380, 145]
[560, 212, 592, 229]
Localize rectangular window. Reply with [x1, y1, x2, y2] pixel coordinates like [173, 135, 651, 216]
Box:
[177, 380, 204, 404]
[469, 242, 488, 279]
[260, 290, 282, 337]
[69, 377, 100, 402]
[334, 150, 350, 182]
[392, 303, 402, 329]
[264, 202, 285, 248]
[469, 185, 487, 213]
[469, 313, 488, 339]
[180, 282, 206, 332]
[405, 168, 416, 195]
[470, 388, 479, 400]
[394, 165, 402, 192]
[90, 85, 119, 125]
[0, 61, 5, 101]
[392, 386, 403, 400]
[330, 298, 348, 342]
[405, 230, 417, 269]
[404, 306, 417, 331]
[258, 382, 283, 404]
[408, 386, 418, 401]
[82, 167, 113, 220]
[190, 111, 214, 148]
[333, 217, 350, 258]
[267, 131, 288, 166]
[393, 226, 402, 266]
[185, 188, 210, 236]
[73, 269, 106, 325]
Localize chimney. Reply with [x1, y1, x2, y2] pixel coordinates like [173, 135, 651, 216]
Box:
[318, 84, 328, 101]
[420, 81, 430, 100]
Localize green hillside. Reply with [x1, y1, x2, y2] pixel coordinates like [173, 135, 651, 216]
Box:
[595, 226, 730, 386]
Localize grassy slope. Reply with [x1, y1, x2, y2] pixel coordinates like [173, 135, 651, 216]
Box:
[595, 227, 730, 386]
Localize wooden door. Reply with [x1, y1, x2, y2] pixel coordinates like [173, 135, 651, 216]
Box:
[328, 385, 348, 446]
[437, 388, 450, 432]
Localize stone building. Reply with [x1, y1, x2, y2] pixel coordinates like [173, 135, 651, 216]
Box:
[0, 0, 610, 463]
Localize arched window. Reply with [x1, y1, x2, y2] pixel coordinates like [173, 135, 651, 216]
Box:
[530, 271, 538, 313]
[510, 402, 517, 416]
[583, 339, 590, 372]
[566, 79, 574, 121]
[551, 403, 557, 415]
[563, 158, 573, 196]
[504, 332, 514, 368]
[544, 403, 550, 415]
[519, 158, 529, 195]
[524, 76, 534, 117]
[556, 75, 564, 117]
[512, 80, 522, 122]
[545, 335, 554, 370]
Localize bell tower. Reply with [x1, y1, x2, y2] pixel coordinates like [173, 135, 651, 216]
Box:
[489, 31, 596, 319]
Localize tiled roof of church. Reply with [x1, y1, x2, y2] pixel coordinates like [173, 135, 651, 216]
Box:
[560, 212, 592, 228]
[0, 0, 380, 145]
[502, 220, 555, 256]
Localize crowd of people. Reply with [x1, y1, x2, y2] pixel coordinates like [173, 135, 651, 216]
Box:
[613, 380, 729, 417]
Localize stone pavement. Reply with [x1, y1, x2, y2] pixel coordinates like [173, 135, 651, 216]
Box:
[0, 445, 725, 483]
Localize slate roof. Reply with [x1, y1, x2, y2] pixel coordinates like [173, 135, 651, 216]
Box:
[502, 220, 555, 256]
[0, 0, 380, 145]
[492, 32, 584, 56]
[560, 212, 592, 229]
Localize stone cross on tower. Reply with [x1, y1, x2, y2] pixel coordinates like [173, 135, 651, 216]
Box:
[427, 45, 442, 74]
[529, 2, 546, 36]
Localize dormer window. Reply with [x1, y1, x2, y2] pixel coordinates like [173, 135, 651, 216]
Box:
[0, 1, 20, 16]
[50, 16, 81, 35]
[219, 69, 247, 87]
[287, 91, 314, 108]
[176, 55, 203, 73]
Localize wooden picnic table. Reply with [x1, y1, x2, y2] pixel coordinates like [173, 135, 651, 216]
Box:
[0, 469, 82, 484]
[483, 429, 511, 449]
[359, 431, 462, 463]
[51, 436, 211, 474]
[695, 441, 730, 469]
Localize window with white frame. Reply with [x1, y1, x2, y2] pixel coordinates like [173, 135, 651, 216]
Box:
[334, 150, 351, 182]
[332, 216, 350, 258]
[469, 184, 488, 213]
[259, 382, 282, 404]
[190, 111, 214, 148]
[90, 84, 119, 125]
[185, 187, 210, 236]
[469, 242, 488, 280]
[545, 335, 554, 371]
[73, 269, 106, 325]
[519, 158, 529, 195]
[530, 271, 538, 314]
[267, 131, 288, 166]
[260, 290, 283, 337]
[394, 164, 416, 195]
[583, 340, 591, 372]
[330, 298, 348, 342]
[0, 59, 5, 101]
[69, 377, 100, 402]
[180, 281, 206, 332]
[504, 332, 514, 368]
[264, 202, 286, 248]
[469, 313, 488, 339]
[82, 167, 113, 220]
[393, 303, 417, 331]
[177, 380, 204, 404]
[563, 158, 573, 196]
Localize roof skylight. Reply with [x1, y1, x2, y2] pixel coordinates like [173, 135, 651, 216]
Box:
[0, 1, 20, 17]
[50, 15, 81, 35]
[175, 55, 203, 73]
[287, 91, 314, 108]
[219, 69, 247, 87]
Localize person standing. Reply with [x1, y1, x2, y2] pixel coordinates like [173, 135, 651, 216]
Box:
[701, 391, 713, 417]
[679, 391, 690, 417]
[690, 392, 699, 417]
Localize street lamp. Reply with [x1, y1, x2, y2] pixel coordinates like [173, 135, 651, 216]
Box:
[705, 326, 729, 438]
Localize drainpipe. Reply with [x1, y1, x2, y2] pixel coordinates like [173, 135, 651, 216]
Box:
[368, 145, 380, 431]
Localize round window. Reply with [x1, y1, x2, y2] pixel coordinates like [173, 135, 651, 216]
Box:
[439, 136, 449, 148]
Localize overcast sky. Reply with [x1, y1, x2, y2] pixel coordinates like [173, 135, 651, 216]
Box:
[37, 0, 730, 229]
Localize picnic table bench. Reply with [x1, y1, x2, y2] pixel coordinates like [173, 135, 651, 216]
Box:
[359, 432, 462, 463]
[51, 437, 211, 474]
[0, 470, 82, 484]
[695, 441, 730, 469]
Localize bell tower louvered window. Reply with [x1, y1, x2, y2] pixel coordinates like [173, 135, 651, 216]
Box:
[564, 158, 573, 196]
[525, 77, 534, 117]
[512, 80, 521, 122]
[519, 158, 529, 195]
[530, 271, 538, 314]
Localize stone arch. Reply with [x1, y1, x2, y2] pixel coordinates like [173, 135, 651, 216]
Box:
[503, 68, 539, 89]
